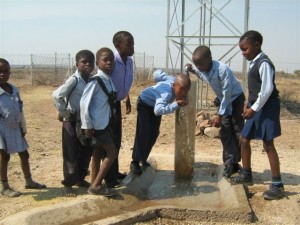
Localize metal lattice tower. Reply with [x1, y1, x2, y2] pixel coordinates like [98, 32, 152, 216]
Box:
[166, 0, 249, 110]
[166, 0, 249, 78]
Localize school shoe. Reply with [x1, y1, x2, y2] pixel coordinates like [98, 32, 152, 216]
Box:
[75, 180, 90, 188]
[130, 162, 142, 175]
[88, 186, 117, 197]
[105, 180, 122, 188]
[230, 173, 253, 186]
[223, 163, 241, 178]
[263, 184, 285, 200]
[117, 172, 127, 179]
[1, 187, 21, 197]
[142, 161, 151, 167]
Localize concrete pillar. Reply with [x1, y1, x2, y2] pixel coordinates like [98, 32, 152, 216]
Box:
[175, 79, 196, 179]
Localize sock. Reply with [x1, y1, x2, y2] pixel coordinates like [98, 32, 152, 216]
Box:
[272, 176, 283, 187]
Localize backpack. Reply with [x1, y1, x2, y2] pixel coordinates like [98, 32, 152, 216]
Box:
[53, 75, 78, 122]
[76, 76, 117, 147]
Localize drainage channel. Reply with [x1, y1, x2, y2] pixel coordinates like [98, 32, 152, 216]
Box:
[0, 162, 252, 225]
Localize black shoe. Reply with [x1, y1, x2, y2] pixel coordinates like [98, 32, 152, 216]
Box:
[105, 180, 122, 188]
[75, 180, 90, 188]
[230, 173, 253, 185]
[117, 172, 127, 179]
[130, 162, 142, 175]
[223, 163, 241, 178]
[263, 184, 284, 200]
[142, 161, 151, 167]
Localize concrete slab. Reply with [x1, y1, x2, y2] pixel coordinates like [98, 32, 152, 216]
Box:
[0, 160, 252, 225]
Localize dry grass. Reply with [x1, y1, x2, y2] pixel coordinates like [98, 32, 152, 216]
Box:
[0, 75, 299, 224]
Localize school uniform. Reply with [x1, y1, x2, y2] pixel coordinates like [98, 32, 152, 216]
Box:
[194, 61, 245, 165]
[80, 69, 116, 145]
[132, 70, 178, 163]
[242, 52, 281, 141]
[106, 51, 134, 180]
[52, 70, 93, 187]
[0, 84, 28, 153]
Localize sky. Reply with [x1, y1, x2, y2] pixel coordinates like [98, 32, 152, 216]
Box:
[0, 0, 299, 73]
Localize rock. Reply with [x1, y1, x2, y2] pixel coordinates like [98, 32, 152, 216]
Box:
[204, 127, 221, 138]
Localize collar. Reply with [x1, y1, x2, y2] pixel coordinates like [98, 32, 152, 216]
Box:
[250, 52, 265, 65]
[0, 83, 16, 95]
[96, 69, 110, 80]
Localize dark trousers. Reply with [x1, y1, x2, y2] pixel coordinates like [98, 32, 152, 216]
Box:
[61, 121, 93, 187]
[220, 93, 245, 165]
[132, 98, 162, 162]
[105, 101, 122, 182]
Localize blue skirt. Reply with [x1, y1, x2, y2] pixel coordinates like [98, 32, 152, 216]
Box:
[241, 97, 281, 141]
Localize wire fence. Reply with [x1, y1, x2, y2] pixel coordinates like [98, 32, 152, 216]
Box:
[0, 52, 155, 86]
[0, 52, 215, 112]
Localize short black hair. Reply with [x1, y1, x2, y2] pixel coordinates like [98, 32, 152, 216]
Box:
[112, 31, 133, 47]
[240, 30, 263, 45]
[193, 45, 212, 58]
[96, 47, 114, 62]
[75, 50, 95, 63]
[0, 58, 10, 67]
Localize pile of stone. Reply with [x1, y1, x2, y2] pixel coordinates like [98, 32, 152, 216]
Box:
[195, 111, 220, 138]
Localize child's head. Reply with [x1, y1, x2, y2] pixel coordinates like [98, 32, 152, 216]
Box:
[0, 58, 11, 86]
[75, 50, 95, 75]
[173, 74, 191, 101]
[239, 30, 263, 61]
[112, 31, 134, 58]
[96, 47, 115, 75]
[192, 46, 212, 72]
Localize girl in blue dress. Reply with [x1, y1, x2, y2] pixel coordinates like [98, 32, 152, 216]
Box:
[0, 58, 46, 197]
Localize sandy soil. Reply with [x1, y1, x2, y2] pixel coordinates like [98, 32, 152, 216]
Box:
[0, 76, 299, 224]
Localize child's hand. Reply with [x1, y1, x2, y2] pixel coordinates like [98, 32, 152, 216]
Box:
[243, 103, 248, 113]
[83, 129, 94, 137]
[125, 100, 131, 114]
[242, 108, 255, 119]
[185, 63, 194, 73]
[211, 115, 222, 128]
[176, 99, 188, 106]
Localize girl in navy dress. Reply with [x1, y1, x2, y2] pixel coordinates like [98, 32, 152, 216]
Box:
[230, 31, 284, 200]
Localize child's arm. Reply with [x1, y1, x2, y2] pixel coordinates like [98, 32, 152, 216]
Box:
[153, 69, 175, 82]
[80, 81, 96, 130]
[20, 112, 27, 136]
[52, 76, 77, 119]
[250, 61, 275, 112]
[124, 94, 131, 114]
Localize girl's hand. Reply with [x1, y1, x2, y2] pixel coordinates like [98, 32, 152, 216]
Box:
[242, 108, 255, 119]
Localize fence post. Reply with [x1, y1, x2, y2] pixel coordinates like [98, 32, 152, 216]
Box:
[143, 52, 145, 78]
[54, 52, 57, 84]
[30, 54, 33, 85]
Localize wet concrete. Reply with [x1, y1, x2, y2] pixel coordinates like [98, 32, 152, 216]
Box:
[0, 159, 252, 225]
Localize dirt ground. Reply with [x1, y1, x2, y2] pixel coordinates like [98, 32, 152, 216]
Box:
[0, 75, 299, 224]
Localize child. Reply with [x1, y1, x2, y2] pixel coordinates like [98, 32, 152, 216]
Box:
[230, 30, 284, 200]
[105, 31, 135, 187]
[80, 47, 118, 196]
[186, 46, 245, 178]
[52, 50, 94, 197]
[130, 69, 191, 175]
[0, 58, 46, 197]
